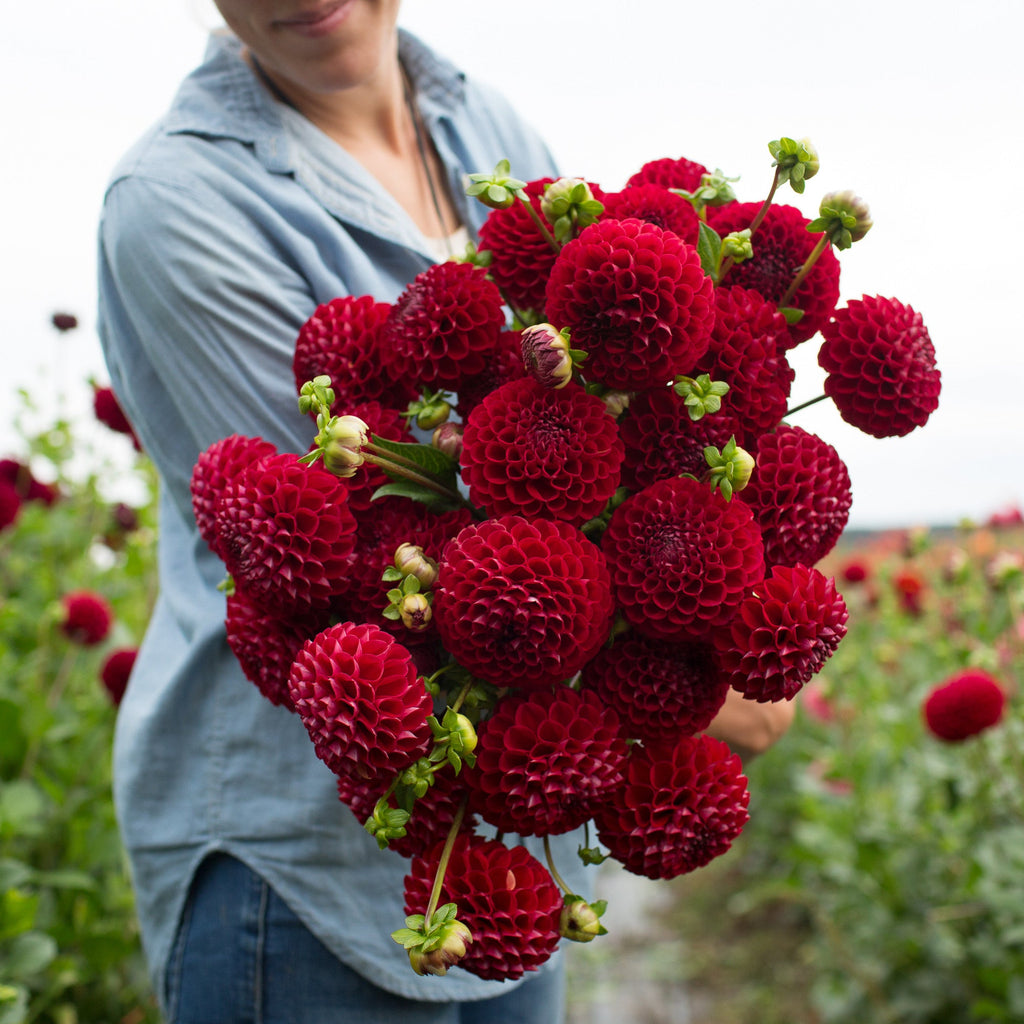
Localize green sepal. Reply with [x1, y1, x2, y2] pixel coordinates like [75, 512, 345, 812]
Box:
[381, 566, 404, 583]
[578, 844, 609, 866]
[779, 306, 805, 325]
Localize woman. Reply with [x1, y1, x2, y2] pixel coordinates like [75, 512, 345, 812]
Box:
[98, 3, 792, 1021]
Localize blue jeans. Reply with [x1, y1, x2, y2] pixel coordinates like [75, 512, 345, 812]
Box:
[163, 853, 566, 1024]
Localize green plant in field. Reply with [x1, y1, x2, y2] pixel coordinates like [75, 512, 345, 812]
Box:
[0, 389, 159, 1024]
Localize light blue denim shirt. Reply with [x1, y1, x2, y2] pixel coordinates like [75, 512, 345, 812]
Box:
[97, 30, 586, 1004]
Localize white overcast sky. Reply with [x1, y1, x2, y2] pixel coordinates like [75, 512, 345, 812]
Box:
[3, 0, 1022, 527]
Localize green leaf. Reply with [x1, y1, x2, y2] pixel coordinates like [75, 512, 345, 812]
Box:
[370, 436, 457, 479]
[0, 860, 31, 892]
[778, 306, 805, 325]
[31, 869, 97, 892]
[696, 221, 723, 280]
[371, 482, 463, 513]
[3, 931, 57, 977]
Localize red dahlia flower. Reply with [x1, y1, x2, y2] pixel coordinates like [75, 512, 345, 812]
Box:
[214, 453, 357, 616]
[893, 567, 926, 615]
[404, 834, 562, 981]
[99, 647, 137, 706]
[740, 424, 852, 569]
[545, 218, 715, 391]
[60, 590, 113, 646]
[715, 565, 849, 703]
[626, 156, 709, 193]
[0, 459, 58, 505]
[434, 516, 614, 690]
[617, 386, 737, 492]
[92, 384, 142, 450]
[602, 476, 765, 641]
[601, 184, 700, 246]
[923, 670, 1006, 742]
[466, 687, 628, 836]
[0, 483, 20, 531]
[581, 633, 730, 742]
[381, 261, 505, 390]
[293, 294, 416, 413]
[595, 734, 750, 879]
[454, 329, 528, 422]
[709, 203, 840, 347]
[818, 295, 941, 438]
[288, 621, 433, 781]
[460, 377, 625, 526]
[191, 434, 278, 555]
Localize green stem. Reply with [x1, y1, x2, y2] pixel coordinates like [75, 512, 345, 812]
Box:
[719, 167, 780, 283]
[425, 798, 468, 925]
[779, 234, 829, 308]
[361, 452, 465, 504]
[519, 194, 560, 254]
[364, 441, 433, 474]
[450, 677, 474, 715]
[784, 393, 829, 418]
[543, 835, 574, 896]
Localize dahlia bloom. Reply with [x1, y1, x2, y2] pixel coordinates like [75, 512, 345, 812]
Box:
[0, 459, 58, 506]
[626, 156, 709, 193]
[715, 565, 849, 702]
[404, 834, 562, 980]
[460, 377, 624, 526]
[601, 183, 700, 247]
[595, 734, 750, 879]
[60, 591, 113, 646]
[433, 516, 614, 690]
[818, 295, 941, 438]
[602, 476, 765, 641]
[545, 217, 715, 391]
[0, 483, 20, 531]
[99, 647, 137, 706]
[288, 621, 434, 781]
[92, 384, 142, 450]
[923, 670, 1006, 742]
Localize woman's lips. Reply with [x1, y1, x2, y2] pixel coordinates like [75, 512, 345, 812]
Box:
[275, 0, 352, 37]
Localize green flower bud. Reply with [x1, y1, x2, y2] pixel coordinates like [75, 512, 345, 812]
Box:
[394, 543, 439, 588]
[722, 229, 753, 263]
[768, 136, 820, 194]
[399, 593, 432, 632]
[704, 436, 755, 501]
[466, 159, 527, 210]
[408, 919, 474, 976]
[322, 414, 369, 478]
[560, 895, 608, 943]
[540, 177, 604, 244]
[673, 374, 730, 421]
[808, 190, 873, 250]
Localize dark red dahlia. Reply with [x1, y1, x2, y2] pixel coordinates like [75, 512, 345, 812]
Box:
[191, 434, 278, 554]
[477, 178, 559, 316]
[225, 589, 329, 710]
[715, 565, 849, 703]
[691, 286, 794, 449]
[818, 295, 941, 438]
[601, 184, 700, 246]
[51, 311, 79, 332]
[581, 633, 729, 743]
[460, 377, 624, 526]
[292, 295, 416, 413]
[288, 621, 433, 781]
[840, 558, 870, 584]
[626, 156, 709, 193]
[467, 687, 628, 836]
[92, 384, 142, 450]
[545, 218, 715, 391]
[454, 329, 528, 423]
[595, 734, 750, 879]
[618, 386, 737, 493]
[434, 516, 614, 690]
[214, 453, 357, 616]
[404, 834, 562, 981]
[0, 459, 58, 505]
[0, 483, 19, 531]
[709, 203, 840, 346]
[60, 590, 113, 646]
[602, 476, 765, 641]
[381, 261, 505, 390]
[740, 424, 852, 569]
[923, 669, 1006, 743]
[99, 647, 137, 706]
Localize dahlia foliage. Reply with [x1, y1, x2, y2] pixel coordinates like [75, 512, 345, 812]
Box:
[190, 141, 942, 980]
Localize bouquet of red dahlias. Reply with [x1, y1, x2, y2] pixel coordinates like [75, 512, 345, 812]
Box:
[190, 138, 941, 979]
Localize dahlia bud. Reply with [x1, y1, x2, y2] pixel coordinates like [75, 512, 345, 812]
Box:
[560, 896, 608, 943]
[431, 707, 478, 771]
[722, 229, 753, 263]
[321, 414, 369, 478]
[431, 422, 464, 461]
[399, 593, 433, 631]
[768, 136, 820, 194]
[679, 168, 739, 213]
[540, 177, 604, 244]
[408, 919, 474, 976]
[449, 712, 478, 757]
[364, 800, 411, 850]
[673, 373, 730, 421]
[521, 323, 574, 389]
[703, 436, 755, 501]
[466, 158, 527, 209]
[407, 391, 451, 430]
[394, 543, 439, 588]
[808, 190, 872, 250]
[601, 389, 632, 419]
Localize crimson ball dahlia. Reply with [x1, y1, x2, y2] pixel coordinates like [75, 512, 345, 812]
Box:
[923, 670, 1006, 742]
[618, 386, 737, 492]
[404, 834, 562, 981]
[99, 647, 137, 706]
[715, 565, 849, 703]
[692, 286, 794, 449]
[381, 261, 505, 390]
[0, 483, 20, 531]
[60, 590, 113, 646]
[818, 295, 941, 438]
[455, 329, 528, 423]
[288, 621, 433, 781]
[434, 516, 614, 690]
[467, 687, 628, 836]
[709, 203, 840, 346]
[215, 453, 357, 616]
[0, 459, 58, 505]
[601, 184, 700, 246]
[545, 218, 715, 391]
[626, 156, 709, 193]
[293, 295, 417, 413]
[191, 434, 277, 554]
[740, 425, 852, 569]
[225, 589, 329, 710]
[603, 476, 765, 641]
[581, 633, 730, 742]
[595, 734, 750, 879]
[92, 385, 142, 450]
[460, 377, 624, 526]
